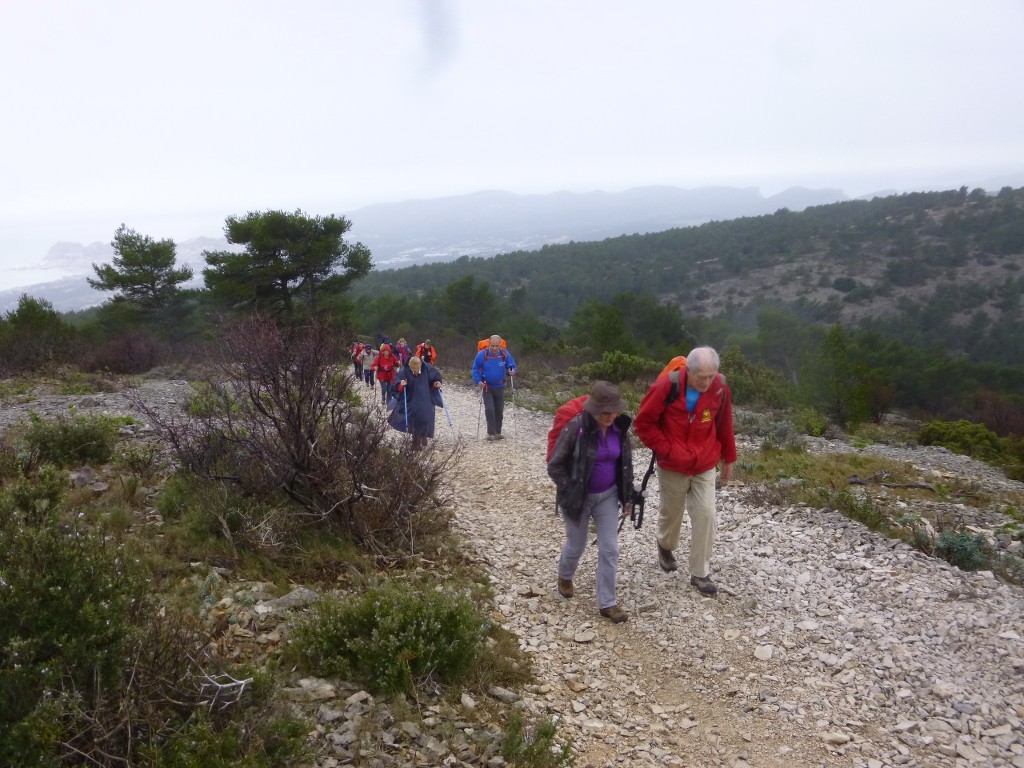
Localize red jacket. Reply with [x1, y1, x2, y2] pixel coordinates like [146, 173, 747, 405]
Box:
[633, 367, 736, 476]
[371, 350, 397, 382]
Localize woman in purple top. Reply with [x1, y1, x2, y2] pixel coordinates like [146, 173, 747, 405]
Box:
[547, 381, 635, 623]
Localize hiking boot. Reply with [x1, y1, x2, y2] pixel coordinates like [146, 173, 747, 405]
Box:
[557, 578, 574, 598]
[690, 575, 718, 596]
[657, 544, 678, 572]
[599, 605, 628, 623]
[494, 433, 505, 440]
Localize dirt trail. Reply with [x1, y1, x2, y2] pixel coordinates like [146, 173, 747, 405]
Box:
[418, 380, 1024, 768]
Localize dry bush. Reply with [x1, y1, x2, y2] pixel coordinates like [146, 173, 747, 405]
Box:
[78, 332, 167, 374]
[133, 316, 458, 556]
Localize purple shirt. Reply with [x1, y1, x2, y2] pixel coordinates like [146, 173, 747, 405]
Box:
[588, 424, 621, 493]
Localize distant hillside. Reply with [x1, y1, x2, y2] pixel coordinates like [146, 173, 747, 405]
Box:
[0, 185, 848, 313]
[350, 186, 1024, 366]
[0, 237, 230, 314]
[345, 185, 848, 268]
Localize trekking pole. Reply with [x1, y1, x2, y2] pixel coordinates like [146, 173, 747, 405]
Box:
[510, 374, 517, 439]
[403, 384, 409, 430]
[477, 386, 484, 441]
[438, 388, 456, 438]
[601, 453, 655, 544]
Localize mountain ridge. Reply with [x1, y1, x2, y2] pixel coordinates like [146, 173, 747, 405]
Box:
[0, 185, 847, 313]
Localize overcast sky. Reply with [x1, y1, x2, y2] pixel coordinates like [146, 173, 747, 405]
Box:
[2, 0, 1023, 283]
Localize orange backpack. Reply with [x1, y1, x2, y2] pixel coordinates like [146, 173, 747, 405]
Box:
[477, 337, 507, 351]
[658, 355, 687, 380]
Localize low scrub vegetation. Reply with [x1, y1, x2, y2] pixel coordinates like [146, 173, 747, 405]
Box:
[734, 417, 1024, 584]
[0, 317, 566, 766]
[289, 580, 489, 695]
[0, 474, 307, 767]
[919, 418, 1024, 481]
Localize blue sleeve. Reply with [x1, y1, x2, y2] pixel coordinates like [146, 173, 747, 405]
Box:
[471, 351, 484, 383]
[505, 351, 517, 370]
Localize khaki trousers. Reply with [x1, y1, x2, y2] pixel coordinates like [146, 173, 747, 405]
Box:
[655, 466, 717, 578]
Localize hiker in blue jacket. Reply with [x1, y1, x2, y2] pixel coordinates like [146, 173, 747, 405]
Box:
[472, 334, 516, 440]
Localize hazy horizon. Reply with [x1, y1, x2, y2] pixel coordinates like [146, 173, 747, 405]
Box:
[3, 1, 1022, 283]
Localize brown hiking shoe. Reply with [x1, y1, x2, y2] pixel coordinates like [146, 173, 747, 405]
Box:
[557, 578, 574, 598]
[690, 575, 718, 596]
[657, 544, 678, 572]
[599, 605, 628, 623]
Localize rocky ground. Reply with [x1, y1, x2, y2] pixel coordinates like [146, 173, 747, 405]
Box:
[3, 376, 1024, 767]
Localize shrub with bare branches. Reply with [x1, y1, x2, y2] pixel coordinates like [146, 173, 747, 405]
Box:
[132, 316, 458, 555]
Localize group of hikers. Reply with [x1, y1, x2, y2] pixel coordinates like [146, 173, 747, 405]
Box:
[348, 335, 736, 626]
[347, 334, 517, 450]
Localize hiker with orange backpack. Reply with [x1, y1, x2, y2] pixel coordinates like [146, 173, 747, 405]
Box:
[472, 335, 516, 440]
[633, 346, 736, 596]
[547, 381, 635, 623]
[416, 339, 437, 366]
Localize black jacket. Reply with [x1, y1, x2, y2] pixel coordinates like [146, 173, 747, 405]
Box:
[547, 412, 634, 523]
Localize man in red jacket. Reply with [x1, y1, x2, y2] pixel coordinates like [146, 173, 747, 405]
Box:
[633, 346, 736, 596]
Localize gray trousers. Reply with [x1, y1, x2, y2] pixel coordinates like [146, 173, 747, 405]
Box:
[482, 386, 506, 435]
[558, 486, 620, 610]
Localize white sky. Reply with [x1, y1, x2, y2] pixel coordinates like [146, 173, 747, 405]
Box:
[2, 0, 1023, 280]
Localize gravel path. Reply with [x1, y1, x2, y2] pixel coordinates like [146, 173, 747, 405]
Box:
[422, 381, 1024, 768]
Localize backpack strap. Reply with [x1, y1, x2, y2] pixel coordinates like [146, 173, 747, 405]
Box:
[665, 369, 682, 406]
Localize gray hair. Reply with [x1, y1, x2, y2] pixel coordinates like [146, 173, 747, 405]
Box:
[686, 346, 720, 373]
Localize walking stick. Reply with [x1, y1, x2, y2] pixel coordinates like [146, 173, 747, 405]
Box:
[477, 386, 485, 441]
[509, 374, 517, 439]
[438, 388, 456, 438]
[617, 454, 655, 532]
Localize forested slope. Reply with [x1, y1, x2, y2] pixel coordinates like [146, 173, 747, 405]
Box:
[352, 186, 1024, 367]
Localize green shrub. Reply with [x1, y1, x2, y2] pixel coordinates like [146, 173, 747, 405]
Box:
[156, 472, 295, 557]
[54, 371, 120, 395]
[501, 711, 575, 768]
[569, 351, 661, 384]
[20, 411, 125, 466]
[793, 407, 829, 438]
[0, 295, 77, 374]
[290, 581, 488, 694]
[0, 500, 142, 764]
[113, 441, 161, 482]
[140, 708, 310, 768]
[738, 415, 807, 452]
[934, 531, 988, 571]
[918, 419, 1004, 462]
[808, 487, 884, 530]
[719, 346, 791, 409]
[1, 465, 67, 523]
